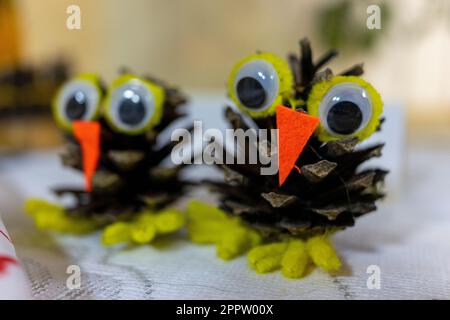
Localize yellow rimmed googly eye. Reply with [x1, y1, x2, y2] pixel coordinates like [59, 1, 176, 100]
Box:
[228, 53, 293, 118]
[52, 74, 103, 131]
[307, 76, 383, 142]
[104, 74, 165, 135]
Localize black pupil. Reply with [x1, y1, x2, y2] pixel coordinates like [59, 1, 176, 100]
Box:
[236, 77, 266, 109]
[327, 101, 363, 135]
[66, 91, 87, 120]
[118, 91, 146, 126]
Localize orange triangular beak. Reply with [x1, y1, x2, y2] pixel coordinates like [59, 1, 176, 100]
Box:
[276, 105, 320, 186]
[73, 121, 101, 192]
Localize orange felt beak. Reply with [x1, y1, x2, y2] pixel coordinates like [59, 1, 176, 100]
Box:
[73, 121, 101, 192]
[276, 105, 320, 186]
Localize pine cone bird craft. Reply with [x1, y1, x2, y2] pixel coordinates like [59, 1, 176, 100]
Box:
[25, 73, 189, 246]
[188, 39, 387, 278]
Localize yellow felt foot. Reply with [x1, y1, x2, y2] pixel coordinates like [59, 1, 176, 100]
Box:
[281, 240, 309, 279]
[187, 200, 231, 244]
[24, 198, 97, 234]
[248, 242, 288, 274]
[154, 209, 185, 234]
[306, 236, 341, 273]
[217, 227, 261, 260]
[102, 222, 133, 245]
[101, 208, 185, 246]
[187, 200, 262, 260]
[130, 219, 157, 244]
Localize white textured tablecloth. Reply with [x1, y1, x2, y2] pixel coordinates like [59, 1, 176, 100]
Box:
[1, 145, 449, 300]
[0, 95, 449, 300]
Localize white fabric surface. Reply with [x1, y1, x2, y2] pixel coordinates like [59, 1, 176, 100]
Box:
[0, 95, 449, 300]
[1, 145, 449, 300]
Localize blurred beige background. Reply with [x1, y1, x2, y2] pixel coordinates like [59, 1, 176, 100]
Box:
[11, 0, 450, 133]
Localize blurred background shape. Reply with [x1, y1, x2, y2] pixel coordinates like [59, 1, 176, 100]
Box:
[0, 0, 20, 68]
[0, 0, 69, 151]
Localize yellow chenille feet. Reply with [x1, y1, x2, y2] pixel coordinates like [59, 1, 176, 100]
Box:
[281, 240, 310, 278]
[101, 208, 185, 246]
[248, 240, 309, 278]
[25, 198, 185, 245]
[306, 236, 341, 273]
[187, 200, 262, 260]
[248, 236, 341, 279]
[24, 198, 98, 234]
[248, 242, 289, 273]
[187, 200, 341, 278]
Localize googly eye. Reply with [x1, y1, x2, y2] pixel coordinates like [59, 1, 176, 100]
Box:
[53, 74, 102, 131]
[307, 76, 383, 142]
[228, 53, 293, 118]
[104, 75, 164, 135]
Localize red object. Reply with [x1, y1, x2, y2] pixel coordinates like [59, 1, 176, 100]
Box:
[276, 105, 320, 186]
[0, 229, 11, 243]
[73, 121, 101, 192]
[293, 165, 302, 174]
[0, 255, 18, 275]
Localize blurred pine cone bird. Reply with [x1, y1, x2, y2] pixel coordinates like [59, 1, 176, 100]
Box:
[26, 73, 189, 246]
[188, 39, 387, 278]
